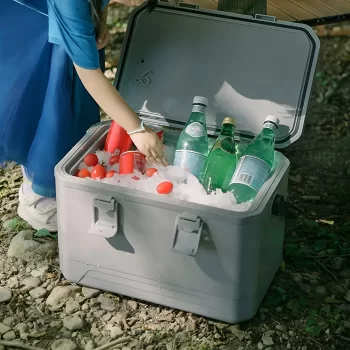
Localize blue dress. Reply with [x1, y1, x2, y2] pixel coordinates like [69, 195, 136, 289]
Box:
[0, 0, 109, 197]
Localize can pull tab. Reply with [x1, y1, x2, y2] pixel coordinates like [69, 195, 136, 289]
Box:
[171, 213, 203, 257]
[89, 198, 118, 238]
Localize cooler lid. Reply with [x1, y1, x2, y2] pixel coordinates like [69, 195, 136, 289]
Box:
[115, 2, 320, 148]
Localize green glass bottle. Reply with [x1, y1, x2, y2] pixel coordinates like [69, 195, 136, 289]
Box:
[227, 115, 279, 203]
[173, 96, 209, 178]
[200, 117, 237, 193]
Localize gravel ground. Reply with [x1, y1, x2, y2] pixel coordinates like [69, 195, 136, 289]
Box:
[0, 4, 349, 350]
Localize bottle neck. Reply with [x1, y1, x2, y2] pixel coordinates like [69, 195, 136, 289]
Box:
[191, 103, 206, 114]
[221, 123, 235, 137]
[263, 121, 278, 134]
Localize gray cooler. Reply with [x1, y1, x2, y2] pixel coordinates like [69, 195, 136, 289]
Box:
[55, 2, 319, 323]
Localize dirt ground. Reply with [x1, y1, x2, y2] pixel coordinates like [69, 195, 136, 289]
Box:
[0, 5, 349, 350]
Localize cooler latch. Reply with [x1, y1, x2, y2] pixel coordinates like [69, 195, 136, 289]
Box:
[171, 213, 203, 257]
[89, 198, 118, 238]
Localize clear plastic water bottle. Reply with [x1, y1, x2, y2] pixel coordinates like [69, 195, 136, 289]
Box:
[173, 96, 209, 178]
[200, 117, 237, 193]
[227, 115, 279, 203]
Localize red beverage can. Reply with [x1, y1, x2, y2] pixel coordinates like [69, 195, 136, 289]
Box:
[104, 121, 133, 155]
[119, 151, 147, 175]
[145, 124, 164, 143]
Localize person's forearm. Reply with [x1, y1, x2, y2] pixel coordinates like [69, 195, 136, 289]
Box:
[74, 64, 141, 132]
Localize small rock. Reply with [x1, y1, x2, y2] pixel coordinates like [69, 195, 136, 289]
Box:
[289, 330, 296, 337]
[66, 298, 80, 314]
[29, 287, 47, 299]
[0, 323, 11, 335]
[51, 339, 77, 350]
[127, 300, 138, 310]
[82, 303, 89, 311]
[63, 315, 84, 331]
[102, 313, 112, 322]
[8, 276, 20, 288]
[31, 265, 49, 279]
[262, 336, 274, 346]
[259, 308, 269, 314]
[264, 330, 275, 337]
[82, 287, 99, 299]
[276, 324, 287, 333]
[340, 270, 350, 279]
[0, 287, 12, 303]
[20, 333, 29, 341]
[85, 340, 95, 350]
[330, 258, 345, 271]
[3, 331, 16, 340]
[46, 286, 80, 307]
[110, 326, 123, 339]
[7, 231, 54, 260]
[258, 343, 264, 350]
[16, 323, 29, 334]
[2, 317, 16, 326]
[22, 277, 41, 290]
[97, 295, 116, 311]
[293, 273, 303, 283]
[316, 286, 328, 296]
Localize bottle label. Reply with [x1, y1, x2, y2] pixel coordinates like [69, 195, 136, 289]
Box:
[185, 122, 205, 138]
[229, 155, 270, 192]
[173, 150, 206, 178]
[192, 105, 206, 114]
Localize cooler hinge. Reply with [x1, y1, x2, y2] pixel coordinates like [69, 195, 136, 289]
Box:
[254, 14, 277, 22]
[171, 213, 203, 257]
[158, 0, 199, 9]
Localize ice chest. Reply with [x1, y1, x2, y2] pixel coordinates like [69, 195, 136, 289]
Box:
[55, 2, 319, 323]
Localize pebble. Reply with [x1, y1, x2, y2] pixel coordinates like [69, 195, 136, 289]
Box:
[51, 339, 77, 350]
[66, 298, 80, 314]
[293, 273, 303, 283]
[0, 323, 11, 335]
[2, 317, 16, 326]
[258, 343, 264, 350]
[8, 276, 20, 288]
[127, 300, 138, 310]
[340, 270, 350, 279]
[330, 258, 345, 270]
[102, 313, 112, 322]
[82, 287, 100, 299]
[262, 336, 274, 346]
[29, 287, 47, 299]
[85, 340, 95, 350]
[46, 286, 80, 307]
[289, 330, 296, 337]
[3, 331, 16, 340]
[82, 303, 89, 311]
[276, 324, 287, 333]
[0, 287, 12, 303]
[316, 286, 327, 296]
[97, 294, 116, 311]
[16, 322, 29, 334]
[23, 277, 41, 290]
[31, 265, 49, 279]
[110, 326, 123, 339]
[63, 315, 84, 331]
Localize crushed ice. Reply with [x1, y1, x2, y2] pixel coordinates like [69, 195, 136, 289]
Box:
[79, 148, 252, 212]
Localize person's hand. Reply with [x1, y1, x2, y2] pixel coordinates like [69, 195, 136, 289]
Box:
[96, 21, 110, 50]
[130, 127, 168, 166]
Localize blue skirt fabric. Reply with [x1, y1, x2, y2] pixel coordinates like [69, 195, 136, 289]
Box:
[0, 1, 104, 197]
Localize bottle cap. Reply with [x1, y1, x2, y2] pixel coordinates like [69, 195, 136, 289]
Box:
[222, 117, 236, 126]
[264, 115, 280, 127]
[193, 96, 208, 106]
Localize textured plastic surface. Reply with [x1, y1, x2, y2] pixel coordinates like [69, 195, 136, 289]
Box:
[116, 3, 319, 148]
[55, 123, 289, 323]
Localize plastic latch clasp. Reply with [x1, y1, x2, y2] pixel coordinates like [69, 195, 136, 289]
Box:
[89, 198, 118, 238]
[171, 213, 203, 257]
